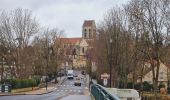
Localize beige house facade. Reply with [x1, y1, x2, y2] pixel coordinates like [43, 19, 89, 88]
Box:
[136, 62, 170, 88]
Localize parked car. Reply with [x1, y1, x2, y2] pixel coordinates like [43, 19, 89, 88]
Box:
[74, 73, 78, 77]
[57, 72, 64, 77]
[81, 71, 86, 75]
[74, 77, 81, 86]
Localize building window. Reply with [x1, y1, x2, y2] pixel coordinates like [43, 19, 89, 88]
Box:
[73, 49, 76, 55]
[82, 47, 85, 53]
[84, 33, 87, 38]
[63, 44, 66, 48]
[89, 29, 91, 38]
[84, 29, 87, 38]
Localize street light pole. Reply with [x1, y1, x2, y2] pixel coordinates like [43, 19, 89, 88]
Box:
[109, 39, 113, 88]
[45, 38, 50, 91]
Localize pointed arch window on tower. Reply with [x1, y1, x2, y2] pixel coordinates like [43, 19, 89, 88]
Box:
[82, 47, 85, 54]
[89, 29, 91, 38]
[84, 29, 87, 38]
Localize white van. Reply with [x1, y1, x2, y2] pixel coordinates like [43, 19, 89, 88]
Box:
[67, 70, 74, 79]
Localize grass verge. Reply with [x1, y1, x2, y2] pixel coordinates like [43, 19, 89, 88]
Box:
[12, 87, 39, 93]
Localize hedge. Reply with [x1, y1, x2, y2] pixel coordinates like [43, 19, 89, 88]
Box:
[127, 81, 153, 92]
[0, 77, 40, 89]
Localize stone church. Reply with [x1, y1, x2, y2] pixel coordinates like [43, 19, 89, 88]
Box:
[60, 20, 96, 69]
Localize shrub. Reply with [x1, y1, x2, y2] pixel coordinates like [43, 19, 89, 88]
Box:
[127, 81, 153, 91]
[134, 81, 153, 92]
[134, 83, 141, 90]
[0, 78, 41, 89]
[127, 82, 133, 89]
[143, 81, 153, 91]
[158, 83, 165, 89]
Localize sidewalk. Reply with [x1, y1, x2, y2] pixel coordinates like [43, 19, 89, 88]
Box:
[0, 76, 66, 96]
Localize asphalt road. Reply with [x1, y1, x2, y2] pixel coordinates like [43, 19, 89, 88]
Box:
[0, 71, 89, 100]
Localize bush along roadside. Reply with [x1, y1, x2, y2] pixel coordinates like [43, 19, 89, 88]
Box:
[0, 77, 41, 89]
[127, 81, 153, 92]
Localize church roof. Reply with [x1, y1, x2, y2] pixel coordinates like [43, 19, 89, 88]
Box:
[59, 38, 82, 44]
[86, 39, 94, 46]
[83, 20, 95, 27]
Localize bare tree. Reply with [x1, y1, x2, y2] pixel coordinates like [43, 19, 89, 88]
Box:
[32, 28, 64, 83]
[126, 0, 170, 99]
[94, 7, 134, 88]
[0, 8, 39, 79]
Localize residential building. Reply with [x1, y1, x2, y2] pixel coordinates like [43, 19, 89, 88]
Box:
[136, 62, 170, 88]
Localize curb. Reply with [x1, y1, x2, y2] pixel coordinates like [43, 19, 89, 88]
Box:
[0, 90, 54, 96]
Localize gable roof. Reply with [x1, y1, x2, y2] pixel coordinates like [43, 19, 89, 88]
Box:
[138, 61, 170, 78]
[59, 38, 82, 44]
[83, 20, 94, 27]
[79, 39, 88, 47]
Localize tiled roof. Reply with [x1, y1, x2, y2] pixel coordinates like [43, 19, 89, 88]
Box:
[83, 20, 94, 27]
[59, 38, 82, 44]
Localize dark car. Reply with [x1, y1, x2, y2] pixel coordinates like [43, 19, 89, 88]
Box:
[81, 71, 86, 75]
[57, 72, 64, 77]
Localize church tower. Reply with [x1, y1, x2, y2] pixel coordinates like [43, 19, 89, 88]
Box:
[82, 20, 96, 39]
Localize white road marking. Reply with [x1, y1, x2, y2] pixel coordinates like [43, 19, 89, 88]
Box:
[70, 90, 72, 92]
[85, 87, 88, 89]
[61, 90, 63, 91]
[73, 90, 76, 92]
[59, 84, 76, 87]
[78, 90, 81, 92]
[57, 90, 59, 91]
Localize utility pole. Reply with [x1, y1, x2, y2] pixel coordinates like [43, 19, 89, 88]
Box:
[45, 38, 49, 91]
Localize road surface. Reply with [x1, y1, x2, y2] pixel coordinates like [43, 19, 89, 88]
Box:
[0, 70, 90, 100]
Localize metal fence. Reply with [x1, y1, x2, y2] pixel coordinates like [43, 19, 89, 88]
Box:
[91, 84, 120, 100]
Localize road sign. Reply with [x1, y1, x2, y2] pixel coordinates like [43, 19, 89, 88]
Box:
[66, 62, 68, 66]
[101, 73, 110, 79]
[103, 79, 108, 86]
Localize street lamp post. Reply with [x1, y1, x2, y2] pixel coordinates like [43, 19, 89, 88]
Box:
[65, 61, 68, 75]
[86, 51, 92, 90]
[1, 57, 4, 81]
[109, 39, 113, 88]
[45, 39, 50, 91]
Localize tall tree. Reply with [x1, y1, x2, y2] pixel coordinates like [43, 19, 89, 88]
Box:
[0, 8, 39, 78]
[126, 0, 169, 99]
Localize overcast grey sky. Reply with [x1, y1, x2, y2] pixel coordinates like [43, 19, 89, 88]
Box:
[0, 0, 130, 37]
